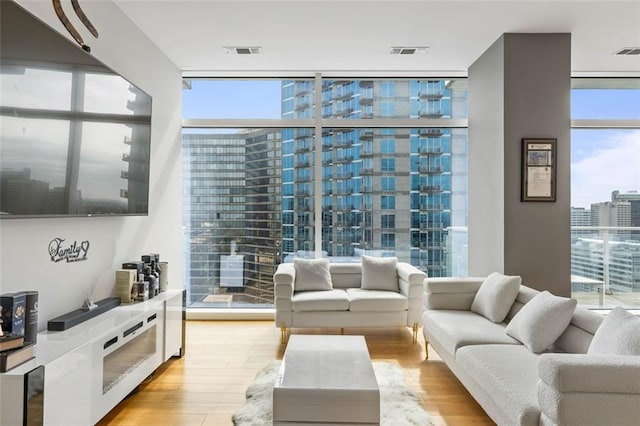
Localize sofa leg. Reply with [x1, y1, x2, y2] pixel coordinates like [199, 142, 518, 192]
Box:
[340, 327, 345, 335]
[280, 325, 288, 344]
[424, 335, 429, 360]
[412, 323, 419, 344]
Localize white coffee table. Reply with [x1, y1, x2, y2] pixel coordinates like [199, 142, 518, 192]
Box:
[273, 335, 380, 425]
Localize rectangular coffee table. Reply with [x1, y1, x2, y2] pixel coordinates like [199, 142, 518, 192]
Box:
[273, 335, 380, 425]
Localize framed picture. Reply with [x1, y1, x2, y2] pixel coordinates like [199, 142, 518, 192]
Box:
[521, 138, 556, 202]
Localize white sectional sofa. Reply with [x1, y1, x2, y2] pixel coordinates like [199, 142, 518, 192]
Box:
[273, 256, 426, 343]
[422, 276, 640, 426]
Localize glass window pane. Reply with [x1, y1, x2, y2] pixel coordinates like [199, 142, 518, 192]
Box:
[183, 79, 314, 119]
[571, 128, 640, 308]
[318, 79, 467, 119]
[571, 78, 640, 119]
[318, 128, 468, 276]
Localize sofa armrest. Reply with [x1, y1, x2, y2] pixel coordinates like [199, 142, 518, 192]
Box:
[537, 353, 640, 425]
[274, 263, 295, 300]
[424, 277, 484, 311]
[397, 263, 427, 327]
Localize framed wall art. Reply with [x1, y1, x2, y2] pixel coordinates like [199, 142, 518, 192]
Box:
[521, 138, 556, 202]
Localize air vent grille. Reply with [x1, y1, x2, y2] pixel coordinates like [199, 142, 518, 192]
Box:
[224, 46, 261, 55]
[614, 47, 640, 56]
[390, 46, 428, 55]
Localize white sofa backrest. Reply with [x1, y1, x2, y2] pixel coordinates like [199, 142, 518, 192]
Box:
[329, 263, 364, 289]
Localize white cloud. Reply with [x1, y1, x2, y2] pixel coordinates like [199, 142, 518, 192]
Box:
[572, 130, 640, 208]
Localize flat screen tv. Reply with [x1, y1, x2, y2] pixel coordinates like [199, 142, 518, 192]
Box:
[0, 1, 152, 218]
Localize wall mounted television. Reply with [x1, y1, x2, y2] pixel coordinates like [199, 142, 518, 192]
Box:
[0, 1, 152, 218]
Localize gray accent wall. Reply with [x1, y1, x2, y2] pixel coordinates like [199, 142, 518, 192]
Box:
[468, 33, 571, 296]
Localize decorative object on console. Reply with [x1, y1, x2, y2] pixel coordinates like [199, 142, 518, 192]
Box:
[23, 291, 38, 345]
[115, 269, 137, 303]
[47, 297, 121, 331]
[48, 237, 90, 263]
[233, 360, 433, 426]
[0, 342, 35, 373]
[1, 292, 26, 336]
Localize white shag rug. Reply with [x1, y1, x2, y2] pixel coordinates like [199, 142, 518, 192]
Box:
[232, 361, 433, 426]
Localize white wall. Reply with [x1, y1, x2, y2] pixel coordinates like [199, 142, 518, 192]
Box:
[1, 0, 183, 330]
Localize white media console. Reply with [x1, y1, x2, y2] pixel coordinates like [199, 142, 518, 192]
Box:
[0, 289, 185, 425]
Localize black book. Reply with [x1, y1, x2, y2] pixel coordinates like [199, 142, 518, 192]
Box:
[0, 342, 35, 372]
[24, 291, 39, 345]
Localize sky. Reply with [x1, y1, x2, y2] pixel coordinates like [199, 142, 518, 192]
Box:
[181, 80, 640, 209]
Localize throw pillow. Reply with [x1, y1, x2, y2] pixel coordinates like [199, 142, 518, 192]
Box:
[293, 258, 333, 292]
[361, 255, 398, 292]
[588, 306, 640, 356]
[470, 272, 522, 323]
[505, 290, 577, 353]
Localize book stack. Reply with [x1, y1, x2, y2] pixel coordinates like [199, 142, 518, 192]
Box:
[0, 291, 38, 372]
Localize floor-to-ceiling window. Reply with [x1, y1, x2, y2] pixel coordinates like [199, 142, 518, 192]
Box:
[570, 78, 640, 308]
[182, 77, 468, 308]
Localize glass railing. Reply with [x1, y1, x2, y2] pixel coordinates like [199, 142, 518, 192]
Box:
[571, 226, 640, 309]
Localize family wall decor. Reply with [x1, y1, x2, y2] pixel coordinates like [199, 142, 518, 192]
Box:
[49, 237, 90, 263]
[521, 138, 557, 202]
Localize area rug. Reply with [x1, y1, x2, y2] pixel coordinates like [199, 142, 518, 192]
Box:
[232, 361, 433, 425]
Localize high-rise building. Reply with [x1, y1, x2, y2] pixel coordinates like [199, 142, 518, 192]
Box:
[612, 190, 640, 228]
[280, 79, 468, 277]
[183, 131, 282, 305]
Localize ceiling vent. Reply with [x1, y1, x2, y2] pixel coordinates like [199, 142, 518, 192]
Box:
[390, 46, 428, 55]
[614, 47, 640, 56]
[224, 46, 261, 55]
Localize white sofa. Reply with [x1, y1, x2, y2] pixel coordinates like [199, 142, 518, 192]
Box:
[422, 277, 640, 426]
[273, 259, 426, 343]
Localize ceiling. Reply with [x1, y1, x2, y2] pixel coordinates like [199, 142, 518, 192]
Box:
[114, 0, 640, 76]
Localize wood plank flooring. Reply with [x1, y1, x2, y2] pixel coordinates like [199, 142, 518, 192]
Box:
[98, 321, 494, 426]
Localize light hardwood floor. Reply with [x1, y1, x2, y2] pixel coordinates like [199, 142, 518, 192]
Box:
[98, 320, 494, 426]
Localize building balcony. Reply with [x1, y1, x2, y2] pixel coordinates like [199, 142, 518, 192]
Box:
[419, 129, 444, 138]
[420, 185, 443, 193]
[122, 153, 130, 162]
[295, 102, 310, 111]
[360, 150, 374, 157]
[420, 204, 443, 211]
[337, 172, 354, 179]
[335, 139, 353, 148]
[420, 222, 444, 230]
[335, 155, 354, 163]
[334, 107, 354, 117]
[359, 131, 374, 140]
[419, 166, 442, 174]
[359, 80, 373, 88]
[418, 147, 443, 156]
[333, 91, 354, 101]
[418, 92, 444, 99]
[359, 97, 373, 106]
[295, 146, 311, 154]
[295, 161, 310, 168]
[419, 111, 443, 118]
[361, 168, 374, 175]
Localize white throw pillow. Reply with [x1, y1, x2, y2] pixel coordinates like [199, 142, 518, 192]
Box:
[470, 272, 522, 323]
[588, 306, 640, 356]
[293, 258, 333, 292]
[505, 290, 577, 353]
[361, 255, 398, 292]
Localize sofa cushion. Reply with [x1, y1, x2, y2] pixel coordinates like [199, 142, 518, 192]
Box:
[588, 306, 640, 356]
[346, 288, 408, 312]
[422, 310, 519, 355]
[505, 291, 577, 353]
[456, 344, 541, 426]
[470, 272, 521, 323]
[292, 289, 349, 312]
[360, 255, 398, 292]
[293, 258, 333, 292]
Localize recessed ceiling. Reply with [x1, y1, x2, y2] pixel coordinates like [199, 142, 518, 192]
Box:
[113, 0, 640, 76]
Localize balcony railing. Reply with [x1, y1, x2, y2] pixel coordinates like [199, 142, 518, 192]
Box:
[571, 226, 640, 309]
